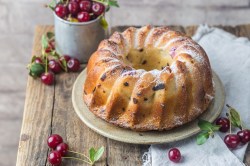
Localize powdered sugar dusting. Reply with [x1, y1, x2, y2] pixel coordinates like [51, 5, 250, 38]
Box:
[205, 93, 214, 101]
[149, 69, 161, 77]
[149, 69, 163, 85]
[176, 45, 205, 64]
[134, 29, 141, 49]
[174, 116, 184, 125]
[121, 69, 145, 77]
[170, 61, 178, 73]
[162, 36, 188, 50]
[143, 28, 155, 47]
[154, 31, 169, 47]
[121, 34, 132, 55]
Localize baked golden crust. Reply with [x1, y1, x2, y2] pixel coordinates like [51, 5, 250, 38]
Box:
[83, 26, 214, 131]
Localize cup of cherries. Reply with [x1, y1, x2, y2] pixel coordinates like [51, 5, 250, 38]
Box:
[47, 0, 119, 63]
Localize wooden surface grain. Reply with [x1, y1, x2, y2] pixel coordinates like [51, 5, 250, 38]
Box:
[16, 25, 250, 165]
[16, 26, 55, 166]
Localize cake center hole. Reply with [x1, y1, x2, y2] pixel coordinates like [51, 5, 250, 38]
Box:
[124, 48, 173, 71]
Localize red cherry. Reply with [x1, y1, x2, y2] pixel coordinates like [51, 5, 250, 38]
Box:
[47, 134, 63, 149]
[237, 130, 250, 144]
[45, 46, 52, 53]
[70, 0, 81, 3]
[224, 134, 240, 149]
[168, 148, 181, 163]
[48, 151, 62, 166]
[79, 0, 92, 12]
[56, 143, 69, 156]
[55, 4, 69, 18]
[41, 72, 54, 85]
[49, 41, 55, 50]
[67, 58, 80, 72]
[92, 2, 105, 16]
[68, 1, 80, 16]
[49, 60, 62, 74]
[60, 55, 71, 64]
[215, 117, 230, 132]
[77, 11, 90, 22]
[34, 57, 43, 64]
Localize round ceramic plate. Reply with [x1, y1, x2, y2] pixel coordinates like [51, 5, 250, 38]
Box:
[72, 69, 225, 144]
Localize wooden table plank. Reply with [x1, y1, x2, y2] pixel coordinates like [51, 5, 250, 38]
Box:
[17, 24, 250, 166]
[16, 26, 55, 166]
[108, 140, 149, 165]
[46, 71, 107, 166]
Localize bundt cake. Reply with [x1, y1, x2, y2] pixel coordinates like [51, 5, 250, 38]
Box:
[83, 26, 214, 131]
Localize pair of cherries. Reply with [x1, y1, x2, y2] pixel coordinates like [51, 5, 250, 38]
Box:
[216, 117, 250, 149]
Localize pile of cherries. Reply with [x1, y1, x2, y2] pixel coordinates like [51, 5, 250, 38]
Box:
[216, 117, 250, 149]
[54, 0, 105, 22]
[47, 134, 68, 165]
[33, 55, 80, 85]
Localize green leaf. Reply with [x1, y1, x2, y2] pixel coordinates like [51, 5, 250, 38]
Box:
[105, 5, 110, 12]
[29, 63, 45, 78]
[227, 104, 242, 129]
[59, 57, 68, 72]
[41, 34, 48, 50]
[31, 55, 38, 63]
[211, 125, 221, 131]
[89, 148, 96, 163]
[198, 119, 213, 131]
[230, 118, 238, 127]
[107, 0, 119, 7]
[94, 146, 105, 162]
[100, 16, 108, 30]
[230, 109, 241, 127]
[51, 51, 60, 59]
[196, 131, 209, 145]
[59, 0, 65, 3]
[46, 32, 54, 40]
[48, 0, 57, 10]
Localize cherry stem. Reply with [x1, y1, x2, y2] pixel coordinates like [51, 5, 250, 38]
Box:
[68, 150, 91, 161]
[45, 53, 48, 73]
[209, 128, 213, 136]
[226, 104, 232, 134]
[92, 0, 108, 6]
[239, 115, 244, 130]
[229, 115, 232, 134]
[63, 156, 93, 165]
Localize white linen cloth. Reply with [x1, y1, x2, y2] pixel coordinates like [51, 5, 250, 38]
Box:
[142, 25, 250, 166]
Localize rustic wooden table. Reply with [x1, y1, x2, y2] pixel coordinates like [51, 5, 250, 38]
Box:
[16, 25, 250, 166]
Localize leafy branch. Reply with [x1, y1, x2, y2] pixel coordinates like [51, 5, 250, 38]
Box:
[66, 146, 105, 165]
[27, 31, 68, 78]
[196, 119, 220, 145]
[196, 104, 248, 145]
